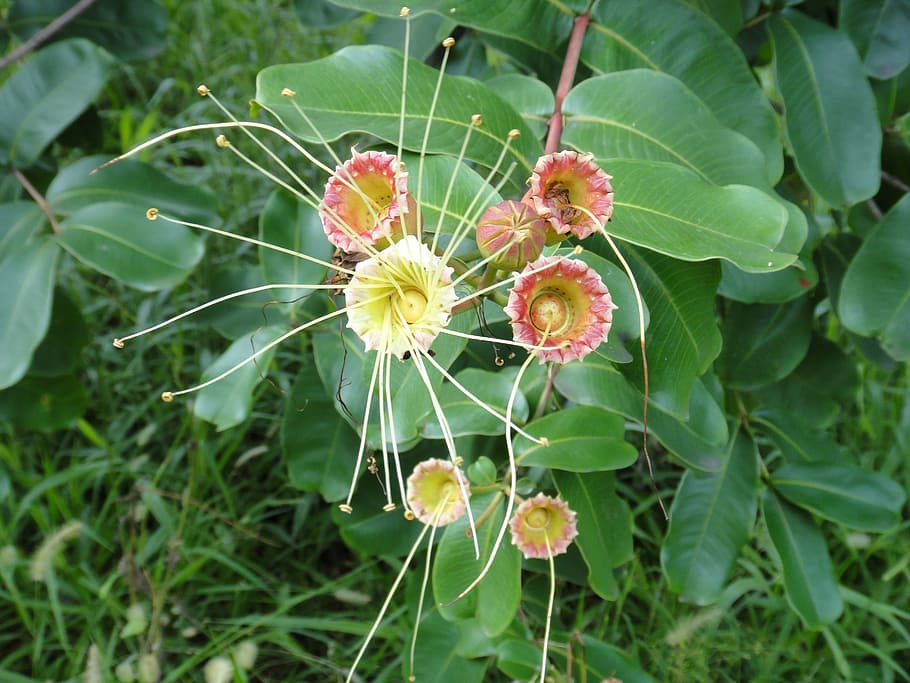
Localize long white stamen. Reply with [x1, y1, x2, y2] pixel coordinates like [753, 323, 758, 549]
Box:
[341, 344, 384, 514]
[112, 283, 334, 348]
[430, 114, 482, 255]
[436, 327, 564, 357]
[452, 350, 536, 601]
[457, 246, 582, 302]
[384, 350, 409, 513]
[163, 303, 361, 401]
[540, 536, 556, 683]
[378, 310, 395, 511]
[344, 516, 433, 683]
[409, 493, 449, 681]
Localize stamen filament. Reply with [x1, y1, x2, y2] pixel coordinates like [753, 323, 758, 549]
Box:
[540, 535, 556, 683]
[457, 246, 582, 302]
[341, 342, 384, 513]
[430, 114, 481, 255]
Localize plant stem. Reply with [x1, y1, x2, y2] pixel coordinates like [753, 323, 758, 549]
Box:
[545, 10, 591, 154]
[11, 167, 61, 234]
[0, 0, 99, 71]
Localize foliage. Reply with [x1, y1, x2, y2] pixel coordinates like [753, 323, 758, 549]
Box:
[1, 0, 909, 681]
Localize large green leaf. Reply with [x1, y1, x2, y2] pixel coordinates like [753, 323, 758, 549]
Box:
[256, 45, 544, 188]
[484, 74, 554, 140]
[839, 194, 910, 360]
[327, 0, 573, 60]
[0, 39, 116, 167]
[753, 411, 849, 465]
[57, 202, 204, 291]
[408, 610, 487, 683]
[420, 367, 529, 439]
[683, 0, 743, 35]
[433, 492, 522, 635]
[716, 298, 813, 390]
[259, 189, 333, 302]
[47, 156, 219, 226]
[582, 0, 782, 182]
[331, 483, 422, 556]
[281, 362, 359, 502]
[192, 325, 287, 430]
[28, 288, 90, 377]
[8, 0, 167, 61]
[0, 373, 88, 431]
[769, 11, 881, 207]
[772, 463, 905, 532]
[563, 70, 769, 190]
[574, 636, 656, 683]
[514, 406, 638, 472]
[555, 362, 729, 472]
[762, 489, 843, 628]
[0, 201, 46, 254]
[0, 237, 60, 390]
[604, 160, 791, 272]
[609, 245, 722, 417]
[839, 0, 910, 79]
[661, 431, 759, 604]
[552, 471, 633, 600]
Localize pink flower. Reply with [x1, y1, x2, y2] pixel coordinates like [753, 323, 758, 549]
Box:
[504, 255, 617, 364]
[509, 494, 578, 560]
[476, 200, 547, 271]
[525, 151, 613, 240]
[321, 148, 410, 252]
[406, 458, 470, 526]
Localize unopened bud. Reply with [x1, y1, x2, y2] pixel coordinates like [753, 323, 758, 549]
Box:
[476, 200, 547, 271]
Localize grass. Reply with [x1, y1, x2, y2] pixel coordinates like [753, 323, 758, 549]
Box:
[1, 1, 909, 681]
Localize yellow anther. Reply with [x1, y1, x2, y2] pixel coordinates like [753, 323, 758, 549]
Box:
[161, 391, 174, 403]
[281, 87, 296, 97]
[404, 510, 416, 521]
[382, 503, 397, 512]
[400, 6, 410, 17]
[453, 456, 464, 466]
[471, 114, 483, 126]
[572, 245, 583, 255]
[508, 129, 520, 139]
[338, 504, 353, 514]
[112, 338, 125, 349]
[539, 437, 550, 447]
[216, 134, 230, 148]
[443, 37, 455, 48]
[146, 208, 159, 220]
[197, 85, 210, 96]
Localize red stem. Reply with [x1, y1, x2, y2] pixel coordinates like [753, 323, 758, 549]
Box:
[545, 12, 591, 154]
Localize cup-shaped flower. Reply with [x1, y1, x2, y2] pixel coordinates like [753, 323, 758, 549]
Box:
[509, 493, 578, 560]
[525, 150, 613, 240]
[406, 458, 470, 526]
[505, 255, 617, 364]
[321, 148, 410, 252]
[476, 200, 547, 271]
[344, 235, 457, 359]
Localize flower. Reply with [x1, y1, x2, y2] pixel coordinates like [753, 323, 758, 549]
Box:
[476, 199, 547, 271]
[509, 493, 578, 560]
[344, 235, 457, 359]
[406, 458, 470, 526]
[525, 150, 614, 239]
[321, 147, 410, 252]
[505, 255, 618, 364]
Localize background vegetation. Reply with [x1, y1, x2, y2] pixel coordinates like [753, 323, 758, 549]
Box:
[1, 0, 908, 681]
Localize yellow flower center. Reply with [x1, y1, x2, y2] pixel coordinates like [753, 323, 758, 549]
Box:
[529, 290, 571, 335]
[526, 506, 552, 530]
[395, 288, 428, 324]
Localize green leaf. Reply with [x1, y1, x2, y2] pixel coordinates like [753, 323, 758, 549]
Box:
[9, 0, 167, 61]
[683, 0, 743, 35]
[582, 0, 782, 182]
[840, 0, 910, 79]
[0, 39, 116, 167]
[57, 202, 204, 291]
[0, 201, 46, 254]
[433, 492, 522, 635]
[496, 639, 539, 681]
[281, 362, 359, 502]
[575, 635, 656, 683]
[0, 237, 59, 390]
[768, 11, 881, 207]
[0, 373, 87, 431]
[771, 463, 905, 532]
[47, 155, 219, 225]
[563, 70, 770, 190]
[719, 258, 818, 304]
[331, 483, 423, 556]
[408, 609, 487, 683]
[421, 367, 529, 439]
[552, 470, 633, 600]
[256, 45, 544, 186]
[196, 265, 294, 339]
[604, 160, 791, 272]
[259, 189, 333, 301]
[753, 411, 848, 464]
[483, 74, 554, 140]
[762, 489, 843, 628]
[661, 430, 759, 604]
[839, 193, 910, 360]
[192, 325, 286, 430]
[609, 245, 722, 417]
[554, 362, 729, 472]
[28, 288, 90, 377]
[514, 406, 638, 472]
[754, 335, 860, 430]
[716, 298, 813, 390]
